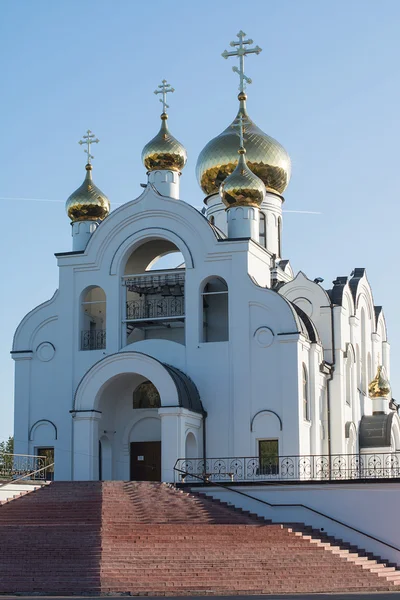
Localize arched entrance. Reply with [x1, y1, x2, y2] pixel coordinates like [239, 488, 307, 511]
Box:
[129, 380, 162, 481]
[72, 352, 204, 482]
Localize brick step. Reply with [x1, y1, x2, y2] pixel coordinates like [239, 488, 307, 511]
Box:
[0, 480, 398, 596]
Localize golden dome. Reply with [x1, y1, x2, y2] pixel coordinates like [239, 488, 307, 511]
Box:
[66, 164, 110, 222]
[368, 365, 391, 399]
[220, 147, 266, 208]
[142, 113, 187, 172]
[196, 93, 291, 197]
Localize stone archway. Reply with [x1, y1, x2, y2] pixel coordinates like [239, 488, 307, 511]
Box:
[72, 351, 204, 482]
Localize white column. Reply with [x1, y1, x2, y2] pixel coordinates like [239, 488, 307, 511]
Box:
[71, 221, 98, 252]
[148, 170, 180, 200]
[158, 407, 187, 482]
[72, 411, 101, 480]
[227, 206, 260, 241]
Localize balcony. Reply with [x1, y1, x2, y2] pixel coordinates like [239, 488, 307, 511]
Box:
[174, 452, 400, 484]
[123, 271, 185, 341]
[81, 329, 106, 351]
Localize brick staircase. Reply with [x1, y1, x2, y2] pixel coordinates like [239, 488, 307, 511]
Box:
[0, 480, 399, 595]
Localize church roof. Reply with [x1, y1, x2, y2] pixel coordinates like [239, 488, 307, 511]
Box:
[163, 365, 205, 415]
[292, 304, 320, 344]
[359, 413, 395, 449]
[349, 268, 366, 303]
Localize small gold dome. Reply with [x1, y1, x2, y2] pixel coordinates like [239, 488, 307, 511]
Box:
[220, 147, 266, 208]
[142, 113, 187, 172]
[66, 164, 110, 222]
[196, 94, 291, 197]
[368, 365, 391, 398]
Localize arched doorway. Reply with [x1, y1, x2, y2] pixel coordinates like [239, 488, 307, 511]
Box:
[129, 380, 162, 481]
[72, 351, 204, 482]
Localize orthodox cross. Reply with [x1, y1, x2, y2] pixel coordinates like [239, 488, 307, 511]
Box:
[78, 130, 99, 164]
[222, 30, 262, 93]
[154, 79, 175, 114]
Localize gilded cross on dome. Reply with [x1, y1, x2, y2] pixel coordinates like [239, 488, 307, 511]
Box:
[222, 31, 262, 93]
[237, 113, 245, 149]
[154, 79, 175, 114]
[78, 130, 99, 165]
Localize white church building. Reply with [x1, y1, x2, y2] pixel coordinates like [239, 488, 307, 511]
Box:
[11, 33, 399, 483]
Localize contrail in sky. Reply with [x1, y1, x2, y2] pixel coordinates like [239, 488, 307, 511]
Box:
[0, 197, 322, 215]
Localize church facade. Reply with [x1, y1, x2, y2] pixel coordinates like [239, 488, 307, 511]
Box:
[11, 33, 399, 482]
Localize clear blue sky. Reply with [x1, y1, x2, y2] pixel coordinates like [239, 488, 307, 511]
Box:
[1, 0, 399, 442]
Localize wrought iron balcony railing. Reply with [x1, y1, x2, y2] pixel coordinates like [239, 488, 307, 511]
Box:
[81, 329, 106, 351]
[0, 453, 51, 481]
[174, 453, 400, 483]
[126, 297, 184, 321]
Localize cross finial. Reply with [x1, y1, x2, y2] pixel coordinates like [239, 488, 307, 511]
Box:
[222, 30, 262, 93]
[154, 79, 175, 114]
[78, 130, 99, 165]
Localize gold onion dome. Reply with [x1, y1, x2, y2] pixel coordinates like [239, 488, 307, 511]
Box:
[220, 146, 266, 208]
[368, 365, 391, 399]
[142, 113, 187, 172]
[196, 93, 291, 197]
[66, 164, 110, 222]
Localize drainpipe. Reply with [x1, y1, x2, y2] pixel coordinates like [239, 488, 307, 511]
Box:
[202, 411, 207, 470]
[326, 303, 337, 458]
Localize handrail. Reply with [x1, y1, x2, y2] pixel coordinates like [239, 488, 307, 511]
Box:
[174, 452, 400, 483]
[173, 465, 400, 555]
[0, 463, 54, 488]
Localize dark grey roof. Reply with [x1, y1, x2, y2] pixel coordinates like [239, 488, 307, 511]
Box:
[278, 259, 290, 271]
[374, 306, 382, 327]
[349, 268, 366, 303]
[359, 413, 395, 449]
[292, 304, 319, 343]
[328, 276, 348, 305]
[164, 364, 205, 415]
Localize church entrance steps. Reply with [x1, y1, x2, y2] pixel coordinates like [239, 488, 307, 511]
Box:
[0, 481, 44, 505]
[0, 481, 399, 595]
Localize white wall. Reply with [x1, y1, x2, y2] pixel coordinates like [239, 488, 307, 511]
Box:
[195, 483, 400, 566]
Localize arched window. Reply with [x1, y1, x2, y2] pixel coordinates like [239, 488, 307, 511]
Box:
[346, 357, 352, 406]
[361, 308, 366, 392]
[259, 213, 267, 248]
[367, 352, 372, 388]
[201, 277, 229, 342]
[302, 364, 309, 420]
[133, 381, 161, 409]
[81, 287, 106, 350]
[277, 217, 282, 257]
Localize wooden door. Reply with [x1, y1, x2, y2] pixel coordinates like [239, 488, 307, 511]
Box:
[130, 441, 161, 481]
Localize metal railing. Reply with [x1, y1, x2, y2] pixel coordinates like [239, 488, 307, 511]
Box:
[0, 453, 52, 482]
[174, 453, 400, 483]
[126, 297, 184, 321]
[81, 329, 106, 350]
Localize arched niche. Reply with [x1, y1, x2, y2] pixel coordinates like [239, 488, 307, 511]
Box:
[185, 431, 198, 459]
[29, 419, 57, 442]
